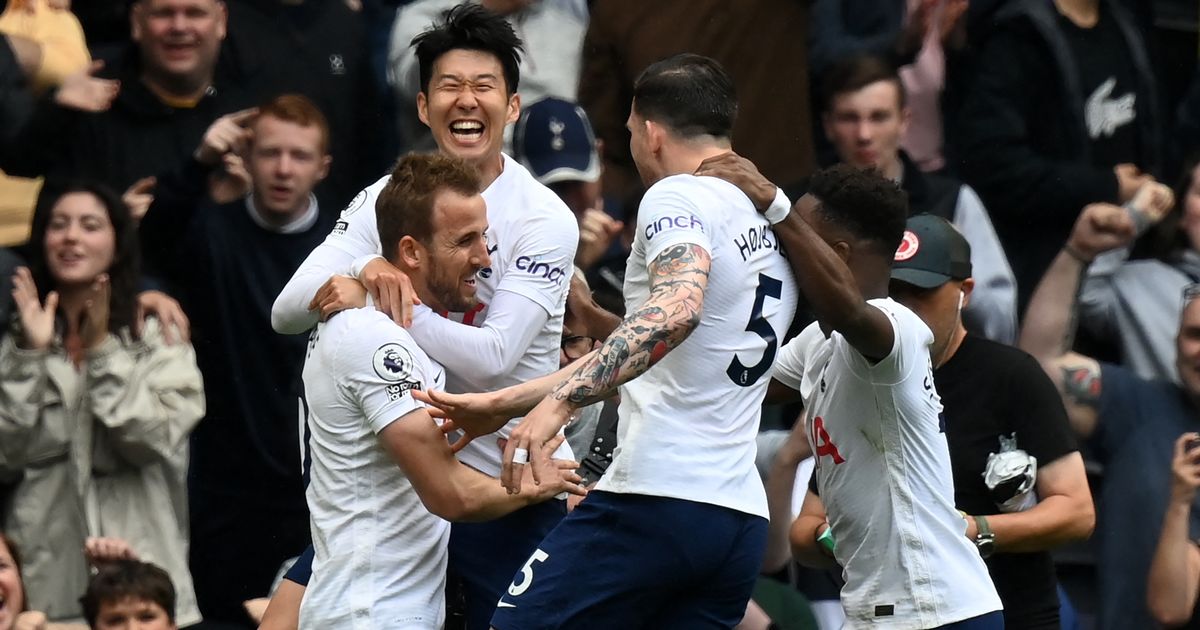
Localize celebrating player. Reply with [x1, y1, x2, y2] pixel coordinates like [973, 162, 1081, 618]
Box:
[270, 5, 598, 627]
[298, 153, 583, 629]
[420, 53, 799, 629]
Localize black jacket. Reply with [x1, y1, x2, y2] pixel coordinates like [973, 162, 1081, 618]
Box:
[0, 46, 258, 195]
[223, 0, 388, 208]
[954, 0, 1161, 304]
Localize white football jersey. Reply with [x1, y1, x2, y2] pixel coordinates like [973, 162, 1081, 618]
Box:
[596, 174, 798, 519]
[299, 308, 449, 630]
[321, 154, 577, 475]
[775, 299, 1001, 628]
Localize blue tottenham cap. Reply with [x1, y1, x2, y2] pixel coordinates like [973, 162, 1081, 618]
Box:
[513, 97, 601, 185]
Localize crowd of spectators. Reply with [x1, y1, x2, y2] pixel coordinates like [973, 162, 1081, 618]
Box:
[0, 0, 1198, 628]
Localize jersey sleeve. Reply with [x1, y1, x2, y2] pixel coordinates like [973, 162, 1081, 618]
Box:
[337, 320, 431, 435]
[774, 322, 822, 393]
[840, 299, 933, 385]
[323, 186, 383, 259]
[271, 183, 385, 335]
[1003, 349, 1079, 464]
[635, 177, 716, 265]
[493, 199, 579, 315]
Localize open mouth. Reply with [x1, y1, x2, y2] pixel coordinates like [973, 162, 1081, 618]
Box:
[57, 252, 84, 266]
[449, 120, 485, 143]
[162, 42, 197, 59]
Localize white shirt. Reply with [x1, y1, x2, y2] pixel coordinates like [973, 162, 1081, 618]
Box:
[299, 308, 449, 630]
[596, 174, 798, 519]
[273, 154, 578, 476]
[774, 299, 1001, 628]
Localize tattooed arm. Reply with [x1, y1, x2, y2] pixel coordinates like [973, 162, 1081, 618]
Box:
[550, 242, 709, 406]
[1019, 203, 1137, 438]
[496, 242, 711, 491]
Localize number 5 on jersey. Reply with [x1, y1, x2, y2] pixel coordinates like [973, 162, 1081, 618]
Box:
[726, 273, 783, 387]
[507, 549, 550, 598]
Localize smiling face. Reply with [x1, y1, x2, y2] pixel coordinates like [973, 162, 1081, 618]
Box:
[824, 79, 908, 174]
[416, 189, 491, 312]
[248, 115, 330, 217]
[43, 192, 117, 288]
[132, 0, 226, 92]
[0, 536, 24, 630]
[417, 49, 519, 169]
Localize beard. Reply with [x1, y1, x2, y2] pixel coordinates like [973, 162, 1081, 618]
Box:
[426, 258, 478, 313]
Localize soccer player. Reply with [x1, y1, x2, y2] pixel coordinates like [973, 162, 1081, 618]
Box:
[299, 153, 582, 629]
[690, 155, 1004, 628]
[270, 5, 599, 627]
[420, 53, 799, 628]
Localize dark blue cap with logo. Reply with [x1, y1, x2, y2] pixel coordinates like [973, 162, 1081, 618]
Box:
[512, 97, 601, 185]
[890, 214, 973, 288]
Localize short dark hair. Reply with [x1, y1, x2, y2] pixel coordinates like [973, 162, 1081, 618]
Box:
[821, 55, 906, 114]
[412, 3, 524, 95]
[256, 93, 331, 154]
[808, 164, 909, 256]
[377, 153, 482, 260]
[632, 53, 737, 140]
[81, 560, 176, 627]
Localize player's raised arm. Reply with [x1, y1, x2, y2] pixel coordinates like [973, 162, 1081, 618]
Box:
[698, 155, 899, 362]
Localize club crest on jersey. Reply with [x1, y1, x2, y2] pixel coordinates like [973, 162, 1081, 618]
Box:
[894, 230, 919, 261]
[373, 343, 414, 382]
[341, 190, 368, 217]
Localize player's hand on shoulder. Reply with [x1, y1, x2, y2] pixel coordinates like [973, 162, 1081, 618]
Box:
[414, 389, 514, 452]
[360, 258, 420, 327]
[694, 152, 776, 210]
[521, 434, 586, 502]
[308, 275, 367, 321]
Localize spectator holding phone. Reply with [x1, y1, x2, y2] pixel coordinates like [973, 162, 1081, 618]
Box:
[1147, 432, 1200, 627]
[1020, 203, 1200, 629]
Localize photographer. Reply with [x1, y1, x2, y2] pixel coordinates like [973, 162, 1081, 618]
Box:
[1148, 433, 1200, 627]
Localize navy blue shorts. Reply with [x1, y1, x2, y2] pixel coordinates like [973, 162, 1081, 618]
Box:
[936, 611, 1005, 629]
[490, 491, 768, 630]
[448, 498, 567, 630]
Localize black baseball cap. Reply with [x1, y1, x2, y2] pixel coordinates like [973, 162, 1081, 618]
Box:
[890, 214, 972, 288]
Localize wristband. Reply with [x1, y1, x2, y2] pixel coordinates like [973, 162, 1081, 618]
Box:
[1124, 202, 1152, 236]
[763, 187, 791, 225]
[350, 254, 384, 281]
[817, 525, 836, 554]
[1063, 244, 1092, 265]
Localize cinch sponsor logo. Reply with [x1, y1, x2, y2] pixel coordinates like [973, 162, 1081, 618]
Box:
[516, 256, 566, 285]
[645, 214, 703, 239]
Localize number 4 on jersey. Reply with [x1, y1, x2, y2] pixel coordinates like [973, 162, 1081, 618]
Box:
[726, 273, 783, 387]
